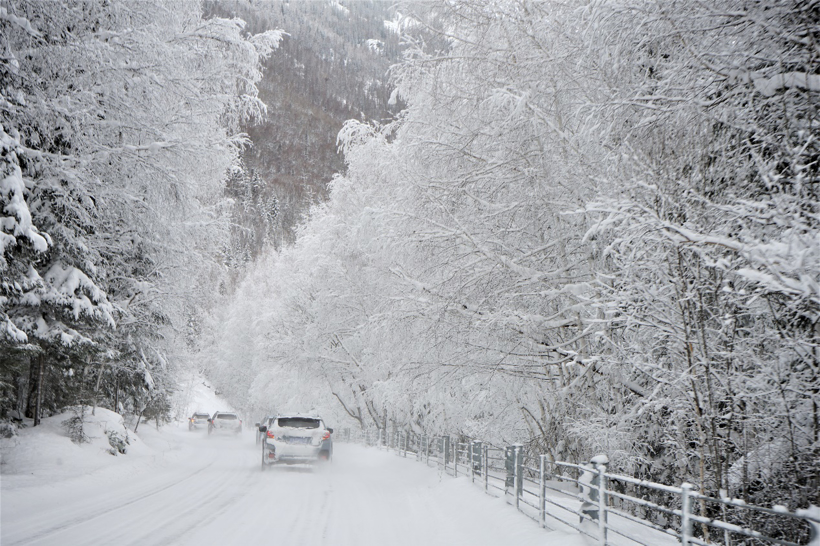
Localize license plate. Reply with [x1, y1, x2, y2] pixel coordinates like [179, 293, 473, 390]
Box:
[285, 436, 311, 445]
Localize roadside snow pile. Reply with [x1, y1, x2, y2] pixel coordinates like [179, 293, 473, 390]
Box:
[0, 406, 149, 482]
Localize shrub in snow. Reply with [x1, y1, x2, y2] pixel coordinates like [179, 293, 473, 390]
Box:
[61, 406, 89, 444]
[106, 429, 129, 456]
[0, 420, 17, 439]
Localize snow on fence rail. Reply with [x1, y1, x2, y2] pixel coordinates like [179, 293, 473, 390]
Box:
[339, 428, 820, 546]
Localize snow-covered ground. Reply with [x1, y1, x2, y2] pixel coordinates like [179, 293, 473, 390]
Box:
[2, 427, 588, 546]
[1, 382, 588, 546]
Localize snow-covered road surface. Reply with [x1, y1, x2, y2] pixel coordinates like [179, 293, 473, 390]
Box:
[2, 427, 587, 546]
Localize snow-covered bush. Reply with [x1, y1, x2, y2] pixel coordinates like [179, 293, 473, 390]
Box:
[0, 420, 17, 439]
[106, 428, 129, 456]
[62, 406, 89, 445]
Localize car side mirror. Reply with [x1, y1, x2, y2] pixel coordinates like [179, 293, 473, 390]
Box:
[258, 425, 267, 433]
[254, 422, 260, 428]
[327, 428, 333, 434]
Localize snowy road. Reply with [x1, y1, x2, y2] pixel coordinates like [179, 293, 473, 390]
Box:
[2, 427, 585, 546]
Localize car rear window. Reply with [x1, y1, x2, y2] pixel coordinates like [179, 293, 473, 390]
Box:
[217, 414, 237, 420]
[277, 417, 320, 429]
[194, 414, 209, 419]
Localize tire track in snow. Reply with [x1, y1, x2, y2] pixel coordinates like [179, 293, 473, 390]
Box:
[278, 466, 319, 543]
[3, 462, 215, 546]
[100, 460, 260, 546]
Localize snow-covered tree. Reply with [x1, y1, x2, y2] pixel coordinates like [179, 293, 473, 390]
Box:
[203, 0, 817, 523]
[0, 0, 281, 424]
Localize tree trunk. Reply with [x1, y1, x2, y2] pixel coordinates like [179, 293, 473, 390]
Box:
[92, 363, 105, 416]
[33, 355, 45, 427]
[14, 371, 27, 417]
[25, 356, 37, 418]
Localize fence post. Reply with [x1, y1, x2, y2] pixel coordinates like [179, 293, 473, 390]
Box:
[505, 446, 514, 500]
[471, 440, 482, 479]
[514, 444, 523, 510]
[454, 442, 459, 477]
[483, 444, 489, 493]
[505, 444, 524, 509]
[596, 461, 608, 545]
[539, 454, 546, 528]
[681, 483, 693, 546]
[469, 442, 474, 483]
[426, 435, 430, 465]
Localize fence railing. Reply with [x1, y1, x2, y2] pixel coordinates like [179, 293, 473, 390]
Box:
[337, 428, 820, 546]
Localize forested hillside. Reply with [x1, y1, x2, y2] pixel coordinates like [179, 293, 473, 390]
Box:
[205, 0, 403, 265]
[0, 0, 280, 429]
[205, 0, 820, 517]
[0, 0, 399, 431]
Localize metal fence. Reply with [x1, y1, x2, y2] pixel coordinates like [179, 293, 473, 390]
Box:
[337, 428, 820, 546]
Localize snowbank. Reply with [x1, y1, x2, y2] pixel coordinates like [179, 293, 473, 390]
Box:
[0, 407, 155, 488]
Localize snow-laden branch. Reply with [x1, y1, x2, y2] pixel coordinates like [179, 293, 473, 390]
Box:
[1, 128, 50, 257]
[729, 69, 820, 97]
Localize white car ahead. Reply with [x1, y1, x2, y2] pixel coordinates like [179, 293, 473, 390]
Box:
[259, 415, 333, 469]
[188, 412, 211, 430]
[208, 411, 242, 435]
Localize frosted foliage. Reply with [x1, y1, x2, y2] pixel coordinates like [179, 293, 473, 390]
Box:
[0, 0, 280, 429]
[202, 0, 817, 523]
[0, 127, 49, 258]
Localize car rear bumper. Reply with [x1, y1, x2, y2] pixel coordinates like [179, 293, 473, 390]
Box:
[211, 425, 241, 432]
[265, 441, 324, 463]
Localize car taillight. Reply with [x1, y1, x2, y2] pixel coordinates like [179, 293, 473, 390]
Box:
[266, 431, 275, 439]
[321, 431, 330, 440]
